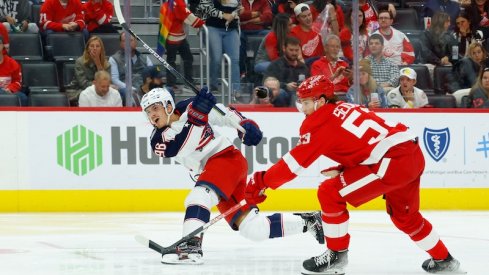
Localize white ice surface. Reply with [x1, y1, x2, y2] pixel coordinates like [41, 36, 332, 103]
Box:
[0, 211, 487, 275]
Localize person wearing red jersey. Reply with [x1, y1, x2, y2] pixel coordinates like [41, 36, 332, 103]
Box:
[83, 0, 117, 33]
[245, 75, 463, 274]
[0, 35, 26, 106]
[372, 9, 415, 65]
[310, 34, 352, 94]
[40, 0, 85, 33]
[163, 0, 205, 90]
[290, 3, 324, 63]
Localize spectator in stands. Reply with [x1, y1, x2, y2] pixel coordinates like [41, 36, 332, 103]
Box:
[310, 0, 343, 36]
[0, 0, 39, 33]
[250, 76, 291, 107]
[346, 59, 387, 108]
[67, 35, 111, 106]
[164, 0, 204, 92]
[254, 13, 291, 74]
[387, 67, 429, 108]
[310, 34, 352, 94]
[40, 0, 85, 34]
[365, 33, 400, 92]
[420, 12, 459, 66]
[0, 35, 26, 106]
[109, 32, 153, 103]
[464, 0, 489, 30]
[239, 0, 272, 78]
[290, 3, 324, 64]
[263, 36, 309, 102]
[468, 66, 489, 107]
[448, 42, 487, 92]
[195, 0, 241, 93]
[453, 11, 478, 57]
[133, 65, 164, 107]
[78, 70, 122, 107]
[277, 0, 300, 25]
[373, 9, 415, 65]
[359, 0, 396, 34]
[423, 0, 461, 30]
[0, 23, 8, 53]
[83, 0, 118, 34]
[339, 7, 368, 63]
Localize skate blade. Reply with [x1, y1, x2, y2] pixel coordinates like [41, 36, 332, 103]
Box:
[301, 267, 345, 275]
[161, 254, 203, 265]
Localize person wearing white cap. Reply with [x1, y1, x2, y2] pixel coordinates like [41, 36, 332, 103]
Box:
[290, 3, 324, 62]
[386, 67, 429, 108]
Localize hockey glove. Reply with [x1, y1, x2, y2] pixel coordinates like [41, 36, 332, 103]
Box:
[238, 119, 263, 146]
[245, 171, 268, 205]
[320, 165, 344, 178]
[187, 87, 216, 126]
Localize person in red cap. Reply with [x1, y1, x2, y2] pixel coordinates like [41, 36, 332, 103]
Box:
[245, 75, 463, 274]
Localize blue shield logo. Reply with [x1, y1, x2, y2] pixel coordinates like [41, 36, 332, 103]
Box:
[423, 128, 450, 162]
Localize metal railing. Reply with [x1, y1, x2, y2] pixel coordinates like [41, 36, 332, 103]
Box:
[221, 54, 232, 105]
[199, 26, 210, 89]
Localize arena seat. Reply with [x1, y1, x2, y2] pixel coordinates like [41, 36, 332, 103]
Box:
[427, 94, 457, 108]
[29, 93, 70, 107]
[22, 62, 60, 94]
[95, 33, 121, 56]
[0, 94, 21, 106]
[9, 33, 43, 61]
[45, 33, 85, 62]
[433, 65, 453, 94]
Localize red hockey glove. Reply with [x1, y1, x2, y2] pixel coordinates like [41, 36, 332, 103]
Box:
[245, 171, 268, 205]
[320, 165, 343, 177]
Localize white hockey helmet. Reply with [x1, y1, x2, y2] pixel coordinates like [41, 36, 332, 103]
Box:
[141, 87, 175, 111]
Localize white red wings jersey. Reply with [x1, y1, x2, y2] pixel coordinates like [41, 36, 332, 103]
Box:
[373, 27, 415, 65]
[263, 102, 417, 189]
[150, 100, 244, 173]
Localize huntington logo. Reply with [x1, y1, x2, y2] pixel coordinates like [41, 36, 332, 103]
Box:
[57, 125, 103, 176]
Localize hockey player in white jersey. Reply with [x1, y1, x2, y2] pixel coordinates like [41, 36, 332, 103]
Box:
[141, 86, 325, 265]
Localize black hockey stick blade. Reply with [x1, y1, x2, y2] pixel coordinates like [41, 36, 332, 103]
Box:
[135, 200, 247, 255]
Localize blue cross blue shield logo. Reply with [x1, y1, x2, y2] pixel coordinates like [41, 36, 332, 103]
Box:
[423, 128, 450, 162]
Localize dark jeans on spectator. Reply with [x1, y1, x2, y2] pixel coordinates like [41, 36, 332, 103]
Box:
[166, 39, 194, 87]
[0, 89, 28, 106]
[239, 29, 270, 76]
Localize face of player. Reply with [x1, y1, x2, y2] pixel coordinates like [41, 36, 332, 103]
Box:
[297, 10, 313, 28]
[296, 97, 324, 116]
[399, 76, 416, 93]
[470, 45, 485, 64]
[145, 103, 172, 128]
[482, 71, 489, 90]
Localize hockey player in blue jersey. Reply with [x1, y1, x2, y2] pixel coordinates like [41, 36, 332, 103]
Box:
[140, 86, 325, 265]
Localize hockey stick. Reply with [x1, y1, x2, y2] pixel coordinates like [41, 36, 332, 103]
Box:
[135, 199, 247, 255]
[113, 0, 246, 133]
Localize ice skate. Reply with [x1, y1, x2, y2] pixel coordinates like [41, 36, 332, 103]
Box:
[161, 236, 203, 265]
[295, 211, 325, 244]
[301, 249, 348, 275]
[422, 253, 466, 274]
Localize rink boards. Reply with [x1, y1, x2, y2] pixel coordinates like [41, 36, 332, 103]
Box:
[1, 107, 488, 211]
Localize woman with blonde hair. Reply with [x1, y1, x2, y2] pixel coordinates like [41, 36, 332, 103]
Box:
[346, 59, 387, 108]
[448, 41, 488, 92]
[68, 35, 111, 105]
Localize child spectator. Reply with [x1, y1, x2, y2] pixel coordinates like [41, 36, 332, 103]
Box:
[83, 0, 118, 34]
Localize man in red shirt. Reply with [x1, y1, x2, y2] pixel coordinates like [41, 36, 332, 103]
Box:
[245, 75, 463, 274]
[290, 3, 324, 63]
[310, 34, 351, 94]
[0, 35, 26, 105]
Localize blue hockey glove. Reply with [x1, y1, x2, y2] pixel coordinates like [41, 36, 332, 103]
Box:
[187, 87, 216, 126]
[238, 119, 263, 146]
